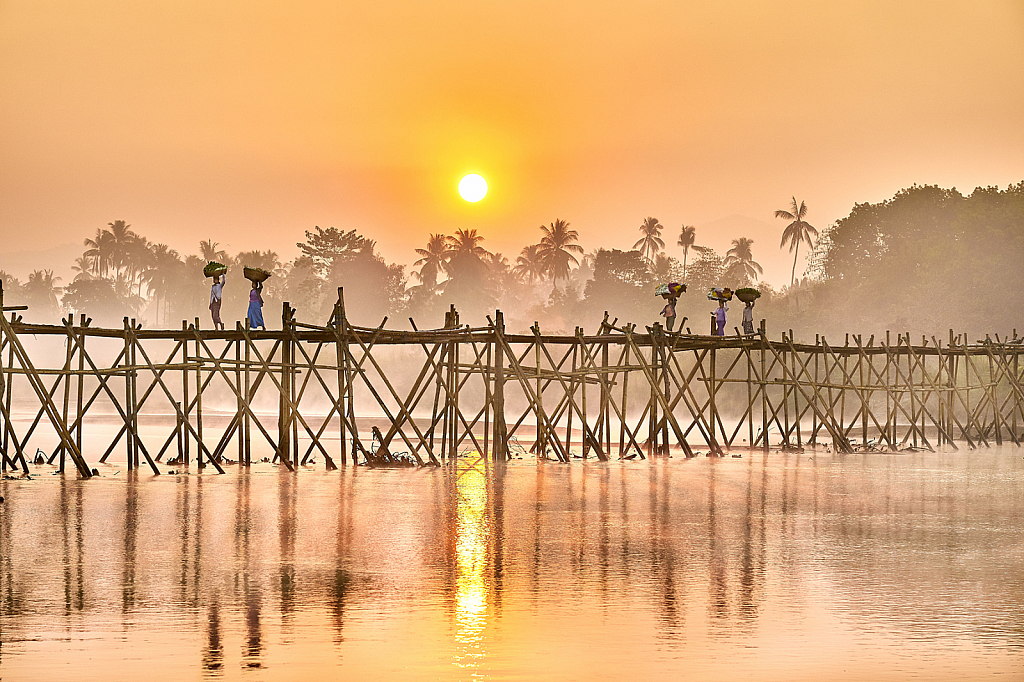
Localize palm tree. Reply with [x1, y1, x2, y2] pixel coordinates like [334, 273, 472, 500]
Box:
[142, 243, 182, 326]
[83, 227, 114, 278]
[24, 269, 62, 315]
[775, 197, 818, 286]
[537, 219, 584, 289]
[486, 252, 510, 275]
[633, 216, 665, 265]
[200, 239, 229, 263]
[445, 228, 490, 259]
[126, 234, 153, 298]
[83, 220, 141, 290]
[677, 225, 696, 278]
[71, 256, 95, 282]
[513, 244, 545, 284]
[0, 271, 22, 294]
[413, 234, 450, 292]
[106, 220, 140, 288]
[724, 237, 764, 284]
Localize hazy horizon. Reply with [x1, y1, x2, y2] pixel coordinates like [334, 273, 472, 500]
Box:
[0, 210, 805, 288]
[2, 1, 1022, 288]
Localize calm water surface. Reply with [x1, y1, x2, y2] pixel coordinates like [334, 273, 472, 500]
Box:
[1, 448, 1022, 681]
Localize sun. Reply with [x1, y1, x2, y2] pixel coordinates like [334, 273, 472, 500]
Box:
[458, 174, 488, 202]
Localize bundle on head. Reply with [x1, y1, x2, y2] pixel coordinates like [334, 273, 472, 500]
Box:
[243, 266, 271, 282]
[736, 288, 761, 303]
[203, 262, 227, 278]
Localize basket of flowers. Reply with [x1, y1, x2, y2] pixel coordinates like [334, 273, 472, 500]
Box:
[707, 287, 734, 301]
[735, 287, 761, 303]
[655, 282, 686, 297]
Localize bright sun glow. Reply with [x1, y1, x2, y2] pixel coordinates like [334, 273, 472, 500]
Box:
[458, 174, 488, 202]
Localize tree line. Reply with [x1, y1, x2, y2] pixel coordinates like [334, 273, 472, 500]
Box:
[0, 213, 784, 331]
[2, 182, 1018, 338]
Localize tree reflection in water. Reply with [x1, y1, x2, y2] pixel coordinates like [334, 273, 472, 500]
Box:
[0, 452, 1021, 680]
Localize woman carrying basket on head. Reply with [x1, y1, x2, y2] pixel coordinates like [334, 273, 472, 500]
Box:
[209, 273, 226, 330]
[247, 280, 265, 330]
[714, 299, 728, 336]
[660, 296, 677, 331]
[708, 288, 733, 336]
[742, 300, 755, 335]
[655, 282, 685, 332]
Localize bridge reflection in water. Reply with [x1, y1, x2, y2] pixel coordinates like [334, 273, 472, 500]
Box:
[0, 452, 1023, 680]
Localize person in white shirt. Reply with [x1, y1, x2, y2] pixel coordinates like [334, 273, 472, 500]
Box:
[210, 274, 225, 330]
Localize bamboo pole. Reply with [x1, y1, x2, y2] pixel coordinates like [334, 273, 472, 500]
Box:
[76, 315, 86, 463]
[60, 316, 74, 473]
[279, 303, 292, 467]
[491, 311, 508, 462]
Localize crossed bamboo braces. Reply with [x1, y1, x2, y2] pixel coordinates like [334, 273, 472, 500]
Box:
[1, 282, 1022, 479]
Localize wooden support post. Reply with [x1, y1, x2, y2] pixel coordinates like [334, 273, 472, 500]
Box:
[335, 291, 348, 466]
[533, 321, 543, 458]
[61, 317, 74, 473]
[601, 317, 611, 455]
[492, 311, 508, 461]
[484, 328, 491, 458]
[77, 314, 86, 460]
[244, 323, 252, 466]
[236, 337, 243, 465]
[182, 321, 190, 467]
[619, 332, 630, 457]
[1, 287, 11, 472]
[195, 318, 205, 469]
[746, 337, 754, 449]
[131, 319, 141, 469]
[761, 321, 768, 451]
[452, 316, 460, 455]
[579, 329, 587, 458]
[279, 302, 293, 467]
[123, 319, 134, 469]
[709, 342, 718, 449]
[648, 328, 658, 456]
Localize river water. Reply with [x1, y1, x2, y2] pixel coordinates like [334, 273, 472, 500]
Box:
[1, 447, 1022, 681]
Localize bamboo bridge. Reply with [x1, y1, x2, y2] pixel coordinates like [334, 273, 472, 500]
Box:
[1, 284, 1022, 479]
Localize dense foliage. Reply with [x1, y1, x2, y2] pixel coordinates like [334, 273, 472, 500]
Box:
[805, 183, 1024, 336]
[1, 183, 1020, 338]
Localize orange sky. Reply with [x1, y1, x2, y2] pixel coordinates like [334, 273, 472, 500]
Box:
[1, 0, 1022, 286]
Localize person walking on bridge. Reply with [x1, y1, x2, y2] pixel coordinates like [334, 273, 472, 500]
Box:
[209, 273, 226, 331]
[742, 300, 755, 335]
[660, 295, 678, 331]
[714, 299, 728, 336]
[247, 280, 265, 330]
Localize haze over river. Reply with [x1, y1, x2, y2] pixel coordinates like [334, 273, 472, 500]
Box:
[1, 448, 1022, 681]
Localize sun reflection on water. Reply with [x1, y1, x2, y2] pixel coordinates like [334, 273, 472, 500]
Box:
[453, 458, 490, 674]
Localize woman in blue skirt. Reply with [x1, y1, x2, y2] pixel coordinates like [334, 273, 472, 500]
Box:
[247, 280, 265, 330]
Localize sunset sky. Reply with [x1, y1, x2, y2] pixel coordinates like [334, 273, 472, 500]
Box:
[1, 0, 1022, 287]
